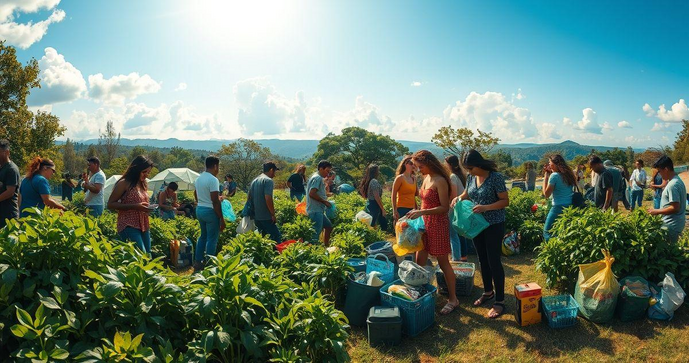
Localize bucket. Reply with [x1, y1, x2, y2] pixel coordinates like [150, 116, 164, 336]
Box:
[343, 275, 383, 326]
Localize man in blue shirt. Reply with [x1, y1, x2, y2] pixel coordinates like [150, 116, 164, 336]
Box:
[306, 160, 334, 245]
[648, 155, 686, 243]
[248, 162, 281, 243]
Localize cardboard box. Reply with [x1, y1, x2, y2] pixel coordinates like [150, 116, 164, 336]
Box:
[515, 283, 542, 326]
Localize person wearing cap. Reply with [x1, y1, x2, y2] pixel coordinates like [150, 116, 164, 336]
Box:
[81, 157, 106, 217]
[306, 160, 334, 245]
[589, 156, 613, 210]
[648, 155, 686, 243]
[247, 161, 281, 243]
[0, 139, 20, 227]
[18, 157, 66, 217]
[603, 160, 624, 212]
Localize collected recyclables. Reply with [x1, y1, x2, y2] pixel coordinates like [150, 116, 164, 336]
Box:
[221, 200, 236, 222]
[616, 276, 652, 322]
[367, 306, 402, 347]
[346, 257, 366, 273]
[366, 241, 396, 261]
[514, 283, 542, 326]
[648, 272, 686, 321]
[541, 295, 579, 329]
[393, 216, 425, 256]
[398, 260, 431, 286]
[502, 231, 520, 256]
[344, 273, 384, 327]
[380, 280, 436, 337]
[436, 262, 475, 296]
[355, 210, 373, 227]
[366, 253, 395, 284]
[574, 250, 619, 324]
[326, 200, 337, 219]
[452, 200, 490, 239]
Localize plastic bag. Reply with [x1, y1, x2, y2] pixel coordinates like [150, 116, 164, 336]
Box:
[656, 272, 686, 317]
[451, 200, 490, 239]
[617, 276, 652, 322]
[338, 183, 356, 194]
[221, 200, 237, 222]
[398, 260, 431, 286]
[296, 200, 307, 216]
[355, 210, 373, 227]
[236, 216, 255, 234]
[326, 201, 337, 219]
[393, 216, 425, 256]
[574, 250, 620, 323]
[501, 231, 520, 256]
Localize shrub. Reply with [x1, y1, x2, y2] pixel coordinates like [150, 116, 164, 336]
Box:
[331, 192, 366, 227]
[281, 215, 316, 242]
[274, 195, 298, 226]
[170, 216, 201, 242]
[644, 188, 654, 201]
[333, 222, 388, 246]
[149, 217, 176, 258]
[64, 192, 87, 214]
[220, 231, 277, 267]
[518, 219, 544, 253]
[505, 188, 550, 231]
[330, 233, 366, 258]
[95, 211, 119, 241]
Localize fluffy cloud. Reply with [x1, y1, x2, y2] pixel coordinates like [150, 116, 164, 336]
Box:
[512, 88, 526, 101]
[0, 1, 64, 49]
[88, 72, 162, 105]
[538, 122, 562, 140]
[651, 122, 673, 132]
[411, 81, 422, 87]
[174, 82, 187, 91]
[571, 108, 603, 134]
[643, 103, 655, 117]
[602, 122, 613, 131]
[618, 120, 632, 129]
[644, 99, 689, 122]
[332, 96, 395, 134]
[27, 47, 86, 106]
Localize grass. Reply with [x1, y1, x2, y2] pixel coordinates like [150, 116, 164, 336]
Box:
[346, 251, 689, 362]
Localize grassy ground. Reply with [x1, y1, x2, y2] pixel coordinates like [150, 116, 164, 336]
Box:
[347, 243, 689, 362]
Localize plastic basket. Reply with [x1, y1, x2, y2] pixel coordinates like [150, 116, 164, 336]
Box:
[380, 280, 436, 337]
[366, 254, 395, 283]
[436, 262, 475, 296]
[366, 241, 395, 259]
[542, 295, 579, 329]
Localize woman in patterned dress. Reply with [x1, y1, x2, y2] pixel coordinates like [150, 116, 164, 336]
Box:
[453, 150, 509, 319]
[107, 155, 154, 254]
[406, 150, 459, 315]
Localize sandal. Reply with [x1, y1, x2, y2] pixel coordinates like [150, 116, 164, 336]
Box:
[473, 292, 494, 307]
[488, 302, 505, 319]
[440, 301, 459, 315]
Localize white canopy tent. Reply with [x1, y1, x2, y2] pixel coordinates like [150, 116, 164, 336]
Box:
[103, 175, 152, 202]
[147, 168, 201, 193]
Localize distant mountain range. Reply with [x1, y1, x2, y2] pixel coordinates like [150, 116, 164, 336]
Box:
[62, 138, 642, 165]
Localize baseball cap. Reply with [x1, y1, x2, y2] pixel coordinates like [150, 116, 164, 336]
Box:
[87, 156, 101, 165]
[263, 162, 280, 172]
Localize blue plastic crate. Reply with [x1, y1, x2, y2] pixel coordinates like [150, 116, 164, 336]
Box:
[542, 295, 579, 329]
[380, 280, 436, 337]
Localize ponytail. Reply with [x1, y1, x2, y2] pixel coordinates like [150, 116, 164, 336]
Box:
[25, 157, 42, 178]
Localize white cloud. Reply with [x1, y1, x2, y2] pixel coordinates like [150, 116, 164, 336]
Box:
[643, 103, 655, 117]
[88, 72, 162, 105]
[411, 81, 422, 87]
[602, 122, 613, 131]
[174, 82, 187, 91]
[617, 120, 631, 129]
[0, 0, 65, 49]
[332, 96, 396, 134]
[571, 108, 602, 134]
[512, 88, 526, 101]
[643, 100, 689, 122]
[651, 122, 673, 132]
[538, 122, 562, 140]
[27, 47, 86, 106]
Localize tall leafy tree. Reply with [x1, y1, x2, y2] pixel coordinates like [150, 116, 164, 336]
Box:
[672, 119, 689, 163]
[432, 126, 500, 156]
[217, 138, 272, 189]
[311, 127, 408, 183]
[62, 138, 79, 176]
[129, 146, 147, 160]
[98, 120, 121, 168]
[0, 42, 65, 167]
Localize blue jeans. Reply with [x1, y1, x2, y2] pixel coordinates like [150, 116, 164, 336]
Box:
[397, 207, 413, 219]
[630, 190, 644, 210]
[308, 212, 332, 242]
[195, 206, 221, 263]
[290, 191, 305, 201]
[544, 204, 568, 241]
[87, 204, 104, 218]
[654, 195, 661, 209]
[366, 200, 388, 231]
[119, 227, 151, 254]
[255, 219, 282, 243]
[160, 209, 176, 220]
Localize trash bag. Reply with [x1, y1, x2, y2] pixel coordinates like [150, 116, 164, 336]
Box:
[501, 231, 520, 256]
[355, 210, 373, 227]
[326, 201, 337, 219]
[221, 200, 237, 222]
[656, 272, 686, 318]
[338, 183, 356, 194]
[296, 200, 307, 216]
[617, 276, 652, 322]
[236, 216, 255, 234]
[451, 200, 490, 239]
[393, 216, 425, 256]
[574, 250, 620, 323]
[398, 260, 431, 286]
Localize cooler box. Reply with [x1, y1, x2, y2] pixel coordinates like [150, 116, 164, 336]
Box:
[514, 283, 542, 326]
[367, 306, 402, 347]
[436, 261, 475, 296]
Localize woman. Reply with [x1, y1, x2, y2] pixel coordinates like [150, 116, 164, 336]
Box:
[650, 168, 667, 209]
[158, 182, 183, 220]
[406, 150, 458, 315]
[576, 164, 586, 191]
[18, 157, 66, 217]
[453, 150, 509, 319]
[446, 155, 469, 262]
[107, 156, 154, 253]
[359, 164, 387, 230]
[287, 165, 307, 201]
[542, 155, 575, 241]
[391, 156, 417, 220]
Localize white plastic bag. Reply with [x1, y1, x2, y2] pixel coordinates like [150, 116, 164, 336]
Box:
[236, 216, 255, 234]
[657, 272, 686, 316]
[398, 260, 431, 286]
[354, 210, 373, 227]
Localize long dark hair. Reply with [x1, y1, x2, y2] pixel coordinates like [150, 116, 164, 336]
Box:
[461, 149, 498, 172]
[445, 154, 467, 187]
[395, 155, 414, 176]
[549, 154, 577, 187]
[412, 150, 451, 187]
[359, 164, 380, 197]
[120, 155, 153, 190]
[25, 157, 55, 178]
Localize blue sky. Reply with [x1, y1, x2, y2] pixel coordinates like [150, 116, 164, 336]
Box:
[2, 0, 688, 147]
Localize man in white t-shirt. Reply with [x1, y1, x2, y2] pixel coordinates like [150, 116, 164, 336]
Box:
[629, 159, 647, 210]
[81, 157, 106, 217]
[193, 156, 225, 270]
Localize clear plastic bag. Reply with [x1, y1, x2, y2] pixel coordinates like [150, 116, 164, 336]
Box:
[355, 210, 373, 226]
[398, 260, 431, 286]
[393, 216, 425, 256]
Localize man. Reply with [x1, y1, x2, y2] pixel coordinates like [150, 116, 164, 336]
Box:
[648, 155, 686, 243]
[61, 173, 76, 202]
[525, 163, 536, 191]
[629, 159, 647, 210]
[223, 174, 237, 197]
[0, 139, 20, 228]
[81, 157, 106, 217]
[603, 160, 625, 212]
[307, 160, 334, 245]
[589, 156, 613, 210]
[248, 162, 281, 243]
[194, 156, 226, 270]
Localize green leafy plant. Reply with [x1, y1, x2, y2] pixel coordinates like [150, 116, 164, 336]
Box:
[220, 231, 277, 267]
[10, 304, 73, 362]
[281, 215, 316, 242]
[332, 222, 387, 246]
[75, 331, 156, 362]
[330, 233, 366, 258]
[505, 188, 550, 232]
[518, 219, 544, 253]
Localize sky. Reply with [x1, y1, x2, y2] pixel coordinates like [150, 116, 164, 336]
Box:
[2, 0, 689, 148]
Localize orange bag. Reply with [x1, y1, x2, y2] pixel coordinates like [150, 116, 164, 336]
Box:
[169, 240, 180, 266]
[296, 201, 307, 216]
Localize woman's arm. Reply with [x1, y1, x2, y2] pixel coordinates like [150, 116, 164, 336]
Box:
[108, 182, 148, 211]
[42, 194, 66, 211]
[474, 191, 509, 213]
[542, 172, 554, 198]
[391, 176, 401, 216]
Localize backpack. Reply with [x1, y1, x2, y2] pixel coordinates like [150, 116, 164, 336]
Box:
[572, 184, 585, 208]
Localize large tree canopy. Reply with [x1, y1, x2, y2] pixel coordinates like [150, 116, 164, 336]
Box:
[432, 126, 499, 156]
[218, 138, 272, 189]
[311, 127, 409, 183]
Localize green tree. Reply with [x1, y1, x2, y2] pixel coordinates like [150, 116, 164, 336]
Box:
[625, 146, 635, 168]
[217, 138, 272, 189]
[431, 126, 500, 156]
[98, 120, 120, 168]
[148, 149, 164, 169]
[62, 138, 79, 176]
[129, 146, 147, 160]
[490, 150, 513, 170]
[311, 127, 408, 183]
[597, 148, 627, 167]
[672, 120, 689, 163]
[163, 147, 196, 169]
[104, 156, 131, 176]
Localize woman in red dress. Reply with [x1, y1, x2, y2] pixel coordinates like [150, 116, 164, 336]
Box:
[406, 150, 458, 315]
